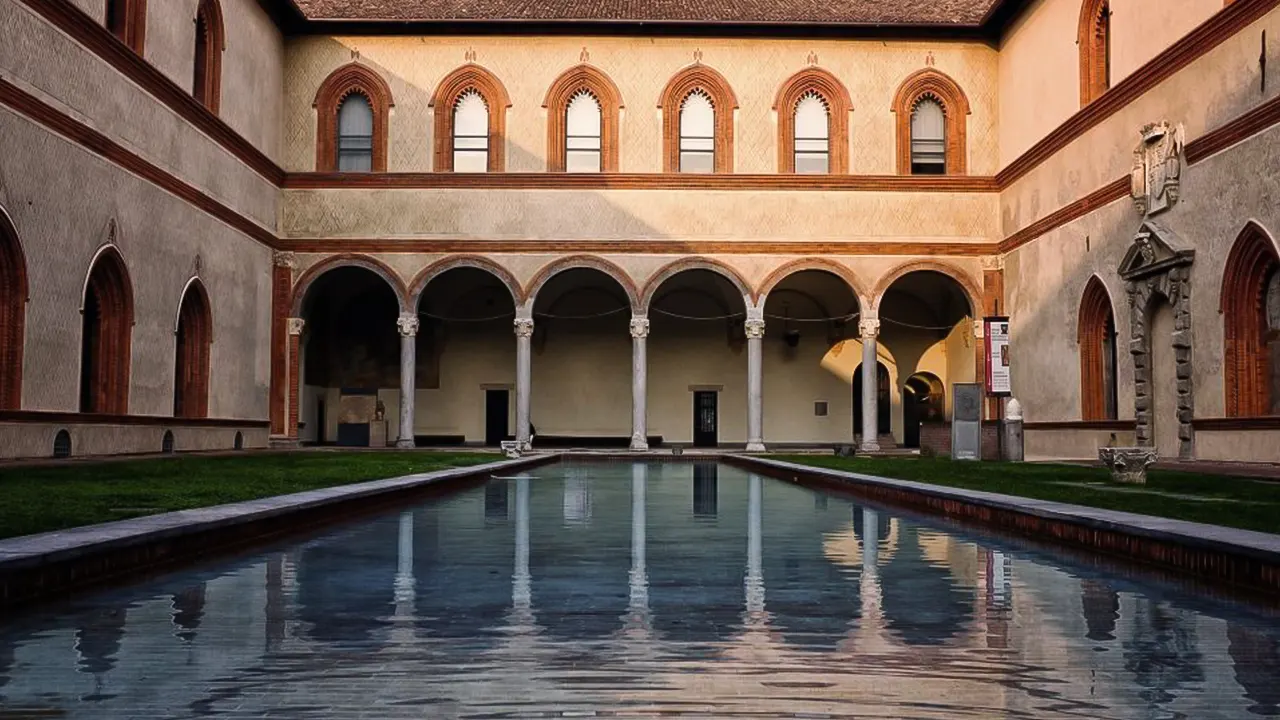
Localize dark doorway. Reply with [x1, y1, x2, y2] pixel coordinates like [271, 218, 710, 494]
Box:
[485, 389, 510, 446]
[903, 372, 944, 449]
[316, 398, 327, 445]
[693, 391, 718, 447]
[852, 361, 891, 440]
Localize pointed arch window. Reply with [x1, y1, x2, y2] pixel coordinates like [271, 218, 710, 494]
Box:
[1222, 224, 1280, 416]
[106, 0, 146, 54]
[892, 69, 970, 176]
[565, 90, 603, 172]
[174, 281, 213, 419]
[544, 65, 623, 172]
[659, 65, 737, 173]
[774, 68, 851, 174]
[1079, 277, 1118, 421]
[910, 98, 947, 175]
[314, 64, 394, 172]
[0, 213, 26, 410]
[452, 90, 490, 173]
[192, 0, 224, 113]
[793, 92, 830, 174]
[679, 90, 716, 174]
[1079, 0, 1112, 106]
[80, 248, 134, 415]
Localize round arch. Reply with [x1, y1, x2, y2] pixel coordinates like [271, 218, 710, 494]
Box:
[290, 254, 408, 317]
[1221, 220, 1280, 417]
[543, 64, 625, 173]
[0, 205, 28, 410]
[757, 258, 868, 311]
[871, 261, 981, 316]
[408, 255, 521, 310]
[313, 63, 395, 172]
[430, 63, 512, 172]
[890, 68, 971, 175]
[640, 258, 752, 313]
[773, 66, 853, 174]
[657, 64, 739, 173]
[525, 255, 641, 313]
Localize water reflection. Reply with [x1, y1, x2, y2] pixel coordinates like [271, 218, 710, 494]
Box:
[1, 461, 1278, 718]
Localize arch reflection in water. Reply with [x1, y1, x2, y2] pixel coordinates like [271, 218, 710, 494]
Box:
[1, 460, 1279, 718]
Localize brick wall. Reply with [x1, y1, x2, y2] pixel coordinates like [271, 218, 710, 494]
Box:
[920, 421, 1001, 460]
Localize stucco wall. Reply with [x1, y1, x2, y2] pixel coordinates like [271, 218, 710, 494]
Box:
[998, 0, 1224, 165]
[282, 35, 999, 175]
[0, 422, 269, 459]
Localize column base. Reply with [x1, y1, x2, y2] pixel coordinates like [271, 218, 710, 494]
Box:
[268, 434, 300, 449]
[745, 441, 767, 453]
[859, 440, 881, 453]
[395, 437, 416, 449]
[629, 434, 649, 451]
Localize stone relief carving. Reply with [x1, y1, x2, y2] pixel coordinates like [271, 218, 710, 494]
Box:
[1130, 121, 1184, 217]
[1098, 447, 1159, 485]
[1118, 221, 1196, 458]
[287, 317, 306, 336]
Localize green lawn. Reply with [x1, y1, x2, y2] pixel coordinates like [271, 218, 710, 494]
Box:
[0, 451, 501, 540]
[772, 455, 1280, 535]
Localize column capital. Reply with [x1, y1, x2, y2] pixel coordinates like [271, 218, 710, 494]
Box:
[273, 251, 297, 270]
[744, 319, 766, 339]
[630, 317, 650, 339]
[287, 317, 306, 336]
[973, 319, 985, 338]
[514, 317, 534, 338]
[397, 313, 419, 337]
[858, 318, 880, 339]
[980, 255, 1005, 272]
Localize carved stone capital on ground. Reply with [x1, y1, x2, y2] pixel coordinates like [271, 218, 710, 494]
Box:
[513, 318, 534, 338]
[858, 318, 880, 339]
[630, 317, 650, 339]
[1098, 447, 1159, 485]
[397, 313, 419, 337]
[287, 317, 306, 336]
[744, 319, 766, 339]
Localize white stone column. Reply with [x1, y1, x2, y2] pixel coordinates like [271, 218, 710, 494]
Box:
[514, 316, 534, 449]
[859, 318, 881, 453]
[630, 317, 649, 451]
[745, 314, 766, 453]
[396, 313, 418, 448]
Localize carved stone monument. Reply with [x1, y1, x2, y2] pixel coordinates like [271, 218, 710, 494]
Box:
[951, 383, 983, 461]
[1130, 121, 1184, 217]
[1098, 447, 1159, 485]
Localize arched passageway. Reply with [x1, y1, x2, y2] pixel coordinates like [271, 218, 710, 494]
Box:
[902, 371, 944, 448]
[296, 266, 402, 446]
[761, 269, 862, 445]
[869, 269, 975, 447]
[415, 266, 517, 445]
[0, 212, 26, 410]
[174, 280, 213, 418]
[80, 248, 134, 414]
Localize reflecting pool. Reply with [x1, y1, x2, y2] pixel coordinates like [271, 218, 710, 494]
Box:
[2, 461, 1280, 718]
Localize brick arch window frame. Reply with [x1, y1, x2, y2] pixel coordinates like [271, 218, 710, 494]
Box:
[543, 64, 624, 173]
[313, 63, 395, 172]
[174, 277, 213, 419]
[1221, 222, 1280, 417]
[1078, 0, 1112, 106]
[105, 0, 147, 54]
[0, 208, 27, 410]
[192, 0, 224, 113]
[79, 245, 134, 415]
[1078, 275, 1118, 421]
[773, 67, 852, 174]
[658, 64, 738, 174]
[891, 68, 970, 176]
[431, 64, 512, 173]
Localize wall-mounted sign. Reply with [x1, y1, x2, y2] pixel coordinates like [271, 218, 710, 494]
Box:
[984, 317, 1011, 396]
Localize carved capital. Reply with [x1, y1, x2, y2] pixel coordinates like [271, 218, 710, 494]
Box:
[744, 319, 766, 339]
[273, 251, 297, 270]
[858, 318, 880, 339]
[397, 313, 419, 337]
[630, 317, 650, 339]
[980, 256, 1005, 272]
[972, 319, 985, 338]
[513, 318, 535, 338]
[287, 317, 306, 336]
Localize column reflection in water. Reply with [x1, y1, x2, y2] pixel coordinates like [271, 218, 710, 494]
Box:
[625, 463, 651, 632]
[745, 474, 765, 618]
[858, 507, 885, 643]
[511, 476, 533, 628]
[392, 510, 416, 644]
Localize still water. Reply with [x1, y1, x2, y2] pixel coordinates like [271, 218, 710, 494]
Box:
[2, 461, 1280, 719]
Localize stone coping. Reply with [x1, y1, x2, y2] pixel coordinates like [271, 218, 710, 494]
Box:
[0, 455, 552, 573]
[731, 456, 1280, 565]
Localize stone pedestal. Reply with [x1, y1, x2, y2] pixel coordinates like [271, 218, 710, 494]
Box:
[1002, 398, 1024, 462]
[1098, 447, 1158, 484]
[501, 440, 522, 459]
[370, 420, 388, 448]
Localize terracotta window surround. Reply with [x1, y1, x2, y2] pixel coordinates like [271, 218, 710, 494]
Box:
[774, 67, 852, 174]
[543, 64, 624, 172]
[1222, 223, 1280, 417]
[431, 64, 511, 172]
[659, 64, 738, 173]
[1078, 276, 1117, 421]
[892, 68, 970, 176]
[105, 0, 147, 54]
[192, 0, 224, 113]
[1079, 0, 1111, 106]
[0, 213, 27, 410]
[174, 279, 213, 419]
[314, 63, 394, 172]
[80, 247, 134, 415]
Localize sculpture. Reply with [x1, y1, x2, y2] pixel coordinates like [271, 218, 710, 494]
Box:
[1098, 446, 1159, 485]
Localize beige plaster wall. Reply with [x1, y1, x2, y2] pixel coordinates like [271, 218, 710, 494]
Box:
[0, 0, 280, 228]
[1195, 429, 1280, 463]
[998, 0, 1225, 165]
[0, 422, 269, 459]
[281, 188, 999, 246]
[1, 108, 274, 419]
[1024, 427, 1138, 461]
[282, 35, 999, 175]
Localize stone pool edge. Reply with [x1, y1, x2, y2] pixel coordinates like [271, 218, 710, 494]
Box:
[727, 454, 1280, 595]
[0, 453, 556, 609]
